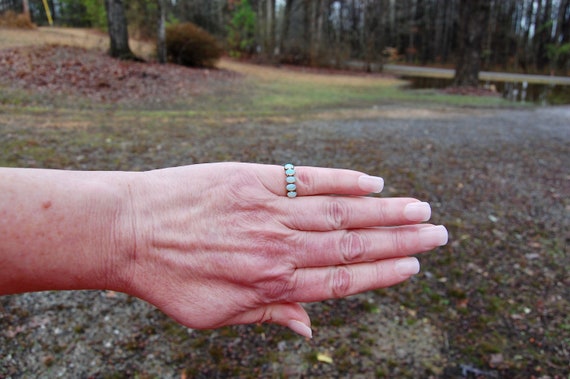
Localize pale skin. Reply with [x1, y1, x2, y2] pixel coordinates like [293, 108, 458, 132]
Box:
[0, 163, 448, 338]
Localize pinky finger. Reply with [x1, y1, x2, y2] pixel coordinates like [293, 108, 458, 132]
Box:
[289, 257, 421, 303]
[232, 302, 313, 339]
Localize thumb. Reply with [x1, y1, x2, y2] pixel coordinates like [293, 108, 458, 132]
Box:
[235, 303, 313, 339]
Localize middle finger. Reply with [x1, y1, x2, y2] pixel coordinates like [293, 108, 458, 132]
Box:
[280, 196, 432, 231]
[289, 224, 448, 269]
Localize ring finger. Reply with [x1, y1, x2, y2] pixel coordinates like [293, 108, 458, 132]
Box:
[260, 165, 385, 197]
[288, 257, 422, 303]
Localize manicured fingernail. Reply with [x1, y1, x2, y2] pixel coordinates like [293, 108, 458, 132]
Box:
[404, 202, 431, 222]
[358, 175, 384, 193]
[419, 225, 448, 248]
[287, 320, 313, 339]
[395, 257, 420, 276]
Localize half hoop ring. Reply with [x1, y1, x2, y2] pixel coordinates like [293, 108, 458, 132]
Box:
[284, 163, 297, 198]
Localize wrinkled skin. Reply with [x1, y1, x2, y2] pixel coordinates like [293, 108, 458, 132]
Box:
[117, 163, 448, 337]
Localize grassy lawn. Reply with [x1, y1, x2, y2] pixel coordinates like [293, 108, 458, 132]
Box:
[0, 26, 515, 123]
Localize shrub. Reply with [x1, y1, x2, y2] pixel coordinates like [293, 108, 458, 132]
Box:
[0, 11, 36, 29]
[166, 22, 223, 68]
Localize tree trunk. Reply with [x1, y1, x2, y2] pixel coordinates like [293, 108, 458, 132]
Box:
[314, 0, 324, 62]
[256, 0, 264, 55]
[22, 0, 31, 21]
[308, 0, 317, 65]
[266, 0, 276, 61]
[157, 0, 166, 64]
[454, 0, 490, 87]
[303, 0, 312, 64]
[279, 0, 295, 59]
[537, 0, 552, 71]
[441, 0, 456, 64]
[104, 0, 137, 60]
[552, 0, 570, 73]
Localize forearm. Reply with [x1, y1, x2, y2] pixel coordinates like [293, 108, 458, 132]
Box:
[0, 168, 132, 295]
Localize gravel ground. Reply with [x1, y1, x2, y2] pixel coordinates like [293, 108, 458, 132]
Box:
[1, 103, 568, 378]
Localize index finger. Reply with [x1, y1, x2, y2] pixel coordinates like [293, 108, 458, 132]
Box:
[260, 165, 385, 197]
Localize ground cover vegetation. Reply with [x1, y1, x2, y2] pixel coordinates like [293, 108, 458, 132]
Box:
[0, 21, 568, 379]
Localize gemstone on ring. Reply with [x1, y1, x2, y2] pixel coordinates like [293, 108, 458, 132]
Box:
[284, 163, 297, 198]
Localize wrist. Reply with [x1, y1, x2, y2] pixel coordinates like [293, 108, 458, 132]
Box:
[100, 171, 142, 294]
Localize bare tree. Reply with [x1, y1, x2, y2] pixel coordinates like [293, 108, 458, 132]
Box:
[157, 0, 167, 64]
[454, 0, 490, 87]
[104, 0, 137, 60]
[279, 0, 296, 59]
[22, 0, 30, 21]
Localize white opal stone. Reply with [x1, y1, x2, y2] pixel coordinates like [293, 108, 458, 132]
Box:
[286, 176, 296, 184]
[287, 191, 297, 198]
[285, 169, 295, 176]
[286, 184, 297, 191]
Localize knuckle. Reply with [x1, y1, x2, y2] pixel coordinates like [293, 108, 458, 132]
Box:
[330, 266, 353, 298]
[390, 228, 410, 253]
[296, 169, 314, 194]
[257, 307, 273, 324]
[326, 199, 350, 230]
[260, 275, 294, 302]
[340, 231, 366, 263]
[376, 201, 389, 223]
[255, 262, 297, 303]
[251, 229, 284, 253]
[225, 170, 270, 209]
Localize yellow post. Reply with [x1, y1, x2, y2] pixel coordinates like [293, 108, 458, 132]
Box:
[41, 0, 53, 26]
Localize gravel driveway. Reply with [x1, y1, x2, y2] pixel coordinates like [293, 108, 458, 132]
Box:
[1, 105, 569, 378]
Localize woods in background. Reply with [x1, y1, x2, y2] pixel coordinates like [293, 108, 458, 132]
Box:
[2, 0, 570, 76]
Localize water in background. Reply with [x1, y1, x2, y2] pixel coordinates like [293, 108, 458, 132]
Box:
[402, 76, 570, 105]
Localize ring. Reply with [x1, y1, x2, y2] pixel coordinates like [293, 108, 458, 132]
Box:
[284, 163, 297, 198]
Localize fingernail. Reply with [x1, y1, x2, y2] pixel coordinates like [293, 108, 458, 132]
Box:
[287, 320, 313, 339]
[395, 257, 420, 276]
[403, 202, 431, 222]
[419, 225, 448, 248]
[358, 175, 384, 193]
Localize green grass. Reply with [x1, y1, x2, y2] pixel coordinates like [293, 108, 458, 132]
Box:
[248, 77, 514, 117]
[212, 60, 517, 120]
[1, 54, 518, 127]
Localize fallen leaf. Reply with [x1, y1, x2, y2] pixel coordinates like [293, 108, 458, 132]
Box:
[489, 353, 504, 368]
[317, 353, 333, 364]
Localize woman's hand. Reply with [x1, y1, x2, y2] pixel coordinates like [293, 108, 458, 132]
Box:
[115, 163, 448, 338]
